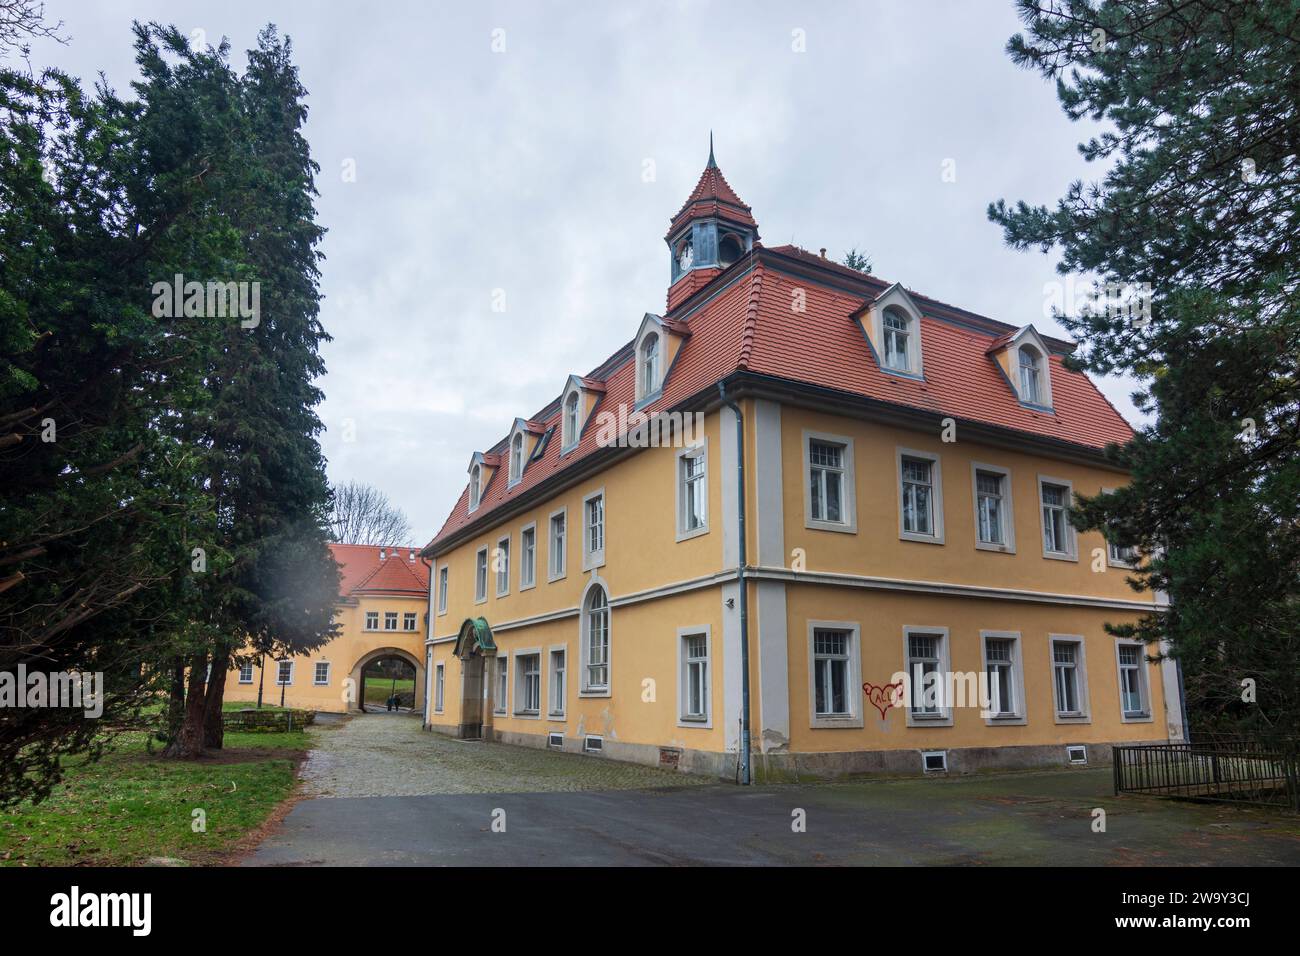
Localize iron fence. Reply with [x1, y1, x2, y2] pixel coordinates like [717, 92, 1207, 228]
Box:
[1113, 737, 1300, 811]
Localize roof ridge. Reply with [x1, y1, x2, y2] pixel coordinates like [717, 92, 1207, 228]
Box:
[736, 261, 765, 371]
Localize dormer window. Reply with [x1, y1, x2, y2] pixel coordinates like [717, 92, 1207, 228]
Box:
[1018, 346, 1044, 404]
[563, 391, 580, 450]
[509, 432, 524, 485]
[641, 333, 661, 397]
[469, 464, 482, 512]
[883, 308, 912, 372]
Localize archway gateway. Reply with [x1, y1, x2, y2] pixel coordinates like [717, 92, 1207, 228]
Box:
[348, 646, 425, 715]
[453, 617, 497, 739]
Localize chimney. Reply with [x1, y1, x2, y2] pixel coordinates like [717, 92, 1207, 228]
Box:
[408, 550, 415, 562]
[819, 247, 827, 259]
[379, 548, 386, 561]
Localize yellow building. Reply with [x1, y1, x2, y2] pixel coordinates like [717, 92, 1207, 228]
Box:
[421, 147, 1180, 781]
[225, 543, 429, 714]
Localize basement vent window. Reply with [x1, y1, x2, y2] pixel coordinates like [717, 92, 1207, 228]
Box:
[583, 735, 604, 755]
[658, 747, 682, 770]
[922, 751, 948, 773]
[1067, 745, 1088, 765]
[547, 732, 563, 750]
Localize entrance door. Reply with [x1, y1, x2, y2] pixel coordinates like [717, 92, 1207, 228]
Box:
[459, 653, 484, 739]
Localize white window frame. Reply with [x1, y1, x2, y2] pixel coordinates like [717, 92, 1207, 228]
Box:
[979, 631, 1026, 725]
[468, 463, 482, 514]
[971, 461, 1015, 553]
[676, 625, 713, 728]
[1018, 345, 1045, 405]
[1115, 639, 1153, 722]
[364, 610, 379, 631]
[582, 488, 606, 571]
[313, 661, 331, 686]
[881, 306, 915, 373]
[512, 648, 542, 718]
[238, 662, 254, 684]
[579, 579, 611, 697]
[561, 388, 582, 453]
[802, 429, 857, 534]
[1100, 486, 1138, 569]
[508, 430, 525, 487]
[547, 646, 566, 719]
[1049, 634, 1092, 724]
[903, 626, 954, 727]
[402, 611, 418, 632]
[868, 284, 925, 378]
[675, 440, 709, 541]
[437, 566, 448, 616]
[494, 655, 508, 715]
[495, 533, 510, 597]
[275, 660, 294, 686]
[806, 620, 864, 729]
[383, 611, 398, 631]
[638, 332, 662, 403]
[897, 447, 945, 544]
[1038, 475, 1078, 561]
[519, 522, 537, 591]
[547, 507, 567, 582]
[474, 546, 488, 604]
[433, 662, 445, 714]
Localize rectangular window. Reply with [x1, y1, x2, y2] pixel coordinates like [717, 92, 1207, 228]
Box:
[680, 632, 710, 722]
[583, 491, 605, 568]
[1053, 639, 1085, 717]
[496, 657, 508, 714]
[809, 440, 845, 524]
[984, 638, 1016, 717]
[520, 525, 536, 588]
[1040, 479, 1074, 557]
[365, 611, 379, 630]
[314, 662, 330, 686]
[437, 566, 448, 614]
[907, 632, 944, 717]
[434, 663, 445, 712]
[901, 457, 935, 537]
[975, 469, 1006, 546]
[516, 654, 541, 715]
[678, 445, 707, 537]
[812, 628, 851, 717]
[1117, 644, 1149, 717]
[549, 649, 566, 717]
[495, 536, 510, 596]
[384, 611, 398, 631]
[403, 612, 417, 632]
[238, 662, 254, 684]
[549, 510, 566, 580]
[475, 547, 487, 602]
[276, 660, 293, 686]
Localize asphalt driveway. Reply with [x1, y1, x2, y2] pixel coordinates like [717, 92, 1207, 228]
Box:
[244, 714, 1300, 866]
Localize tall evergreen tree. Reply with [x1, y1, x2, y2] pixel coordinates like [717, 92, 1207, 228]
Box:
[989, 0, 1300, 737]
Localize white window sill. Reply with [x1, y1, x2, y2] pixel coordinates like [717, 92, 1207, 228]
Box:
[975, 541, 1016, 554]
[900, 531, 945, 545]
[1121, 711, 1154, 723]
[579, 688, 611, 699]
[676, 523, 709, 543]
[1042, 550, 1078, 563]
[905, 712, 954, 728]
[811, 714, 864, 730]
[677, 716, 713, 730]
[984, 714, 1027, 726]
[1054, 713, 1092, 725]
[547, 713, 566, 722]
[805, 517, 857, 535]
[581, 551, 606, 572]
[519, 580, 536, 592]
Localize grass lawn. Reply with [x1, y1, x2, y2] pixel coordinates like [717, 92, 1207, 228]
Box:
[0, 729, 310, 867]
[363, 677, 413, 704]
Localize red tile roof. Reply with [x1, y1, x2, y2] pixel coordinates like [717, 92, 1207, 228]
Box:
[330, 543, 429, 599]
[667, 164, 757, 238]
[427, 174, 1134, 555]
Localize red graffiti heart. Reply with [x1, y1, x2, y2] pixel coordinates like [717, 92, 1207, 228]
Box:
[862, 681, 905, 719]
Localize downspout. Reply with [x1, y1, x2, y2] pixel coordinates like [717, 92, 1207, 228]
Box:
[718, 381, 752, 785]
[420, 554, 435, 726]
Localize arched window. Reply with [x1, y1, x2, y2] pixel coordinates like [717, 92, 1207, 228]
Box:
[640, 333, 661, 397]
[1018, 346, 1043, 404]
[718, 233, 743, 267]
[882, 308, 911, 372]
[563, 391, 580, 449]
[510, 432, 524, 484]
[469, 464, 482, 510]
[581, 584, 609, 692]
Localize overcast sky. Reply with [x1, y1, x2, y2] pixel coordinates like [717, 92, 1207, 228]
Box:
[30, 0, 1142, 544]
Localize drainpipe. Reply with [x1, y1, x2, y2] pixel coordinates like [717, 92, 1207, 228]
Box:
[718, 381, 752, 785]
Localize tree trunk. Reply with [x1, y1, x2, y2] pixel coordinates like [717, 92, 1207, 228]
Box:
[202, 647, 230, 749]
[165, 657, 186, 740]
[162, 653, 208, 758]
